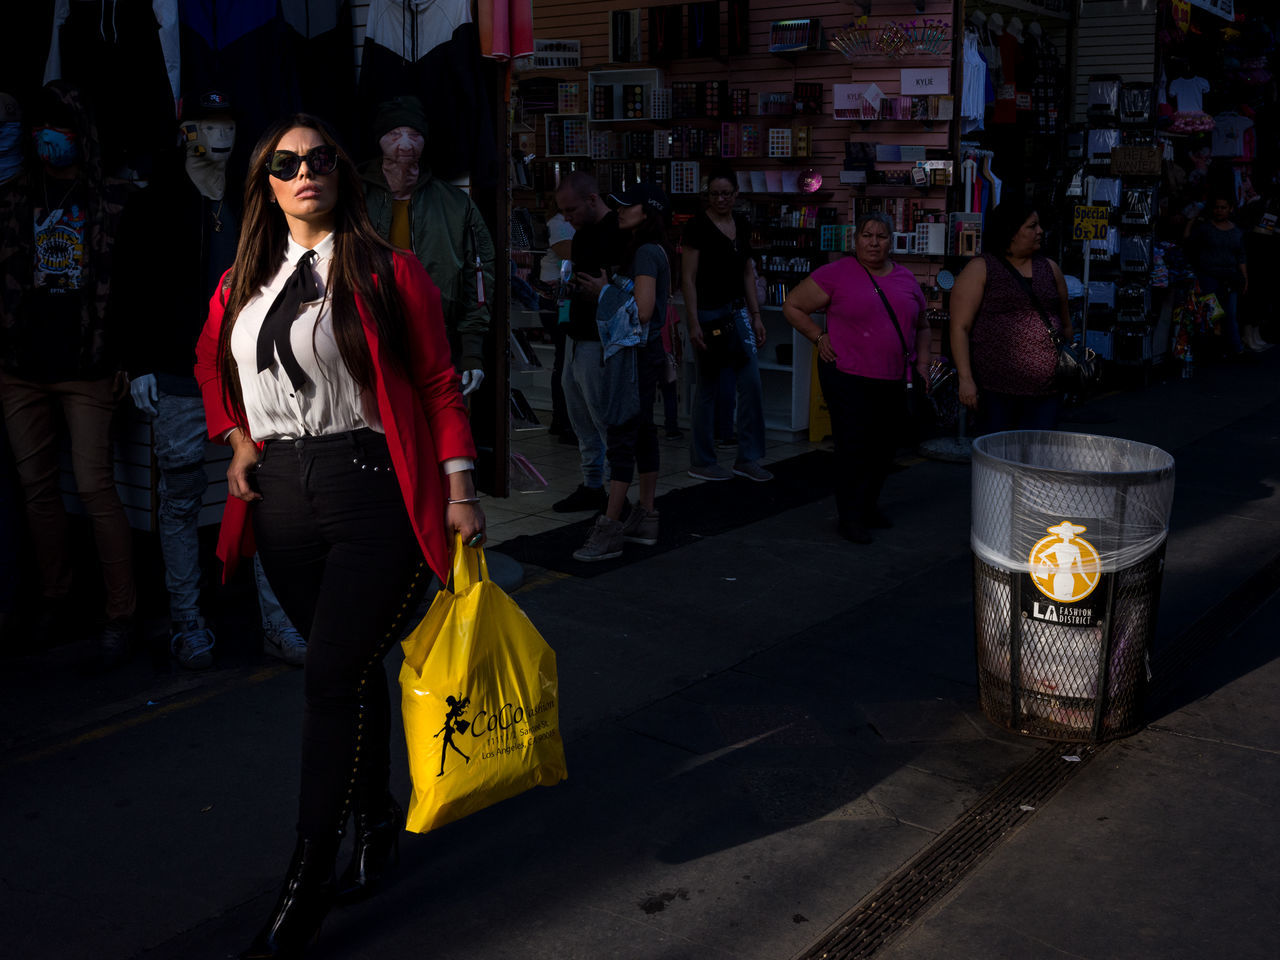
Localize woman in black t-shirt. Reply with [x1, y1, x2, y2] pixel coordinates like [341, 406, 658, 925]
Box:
[679, 170, 772, 482]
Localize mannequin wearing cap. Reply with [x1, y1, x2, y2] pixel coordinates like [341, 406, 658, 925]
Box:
[360, 96, 495, 396]
[112, 91, 307, 670]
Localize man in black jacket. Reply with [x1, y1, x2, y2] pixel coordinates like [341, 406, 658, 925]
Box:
[550, 171, 624, 514]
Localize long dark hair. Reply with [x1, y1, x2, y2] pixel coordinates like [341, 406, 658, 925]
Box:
[983, 198, 1039, 257]
[620, 205, 669, 275]
[216, 113, 409, 427]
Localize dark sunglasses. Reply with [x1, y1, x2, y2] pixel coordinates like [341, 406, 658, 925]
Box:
[266, 145, 338, 181]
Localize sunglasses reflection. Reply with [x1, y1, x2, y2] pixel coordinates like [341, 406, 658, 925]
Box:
[267, 146, 338, 181]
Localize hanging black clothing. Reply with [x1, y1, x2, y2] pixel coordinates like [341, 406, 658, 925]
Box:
[53, 0, 175, 173]
[111, 154, 238, 395]
[357, 0, 498, 185]
[0, 0, 56, 103]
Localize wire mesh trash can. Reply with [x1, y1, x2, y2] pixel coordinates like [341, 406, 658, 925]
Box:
[971, 431, 1175, 742]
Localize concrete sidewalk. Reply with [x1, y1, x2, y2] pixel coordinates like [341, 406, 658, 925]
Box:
[1, 353, 1277, 960]
[876, 588, 1280, 960]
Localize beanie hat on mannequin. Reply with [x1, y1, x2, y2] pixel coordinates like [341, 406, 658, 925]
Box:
[374, 96, 429, 141]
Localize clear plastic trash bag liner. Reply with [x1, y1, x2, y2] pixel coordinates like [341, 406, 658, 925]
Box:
[971, 431, 1175, 574]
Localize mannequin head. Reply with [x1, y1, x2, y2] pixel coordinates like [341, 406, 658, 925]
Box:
[30, 86, 82, 176]
[182, 90, 235, 200]
[374, 96, 429, 200]
[379, 125, 425, 163]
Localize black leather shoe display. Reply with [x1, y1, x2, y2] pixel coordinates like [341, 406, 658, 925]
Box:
[335, 793, 405, 905]
[241, 836, 338, 960]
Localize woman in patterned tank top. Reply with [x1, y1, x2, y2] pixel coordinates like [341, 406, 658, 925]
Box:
[949, 200, 1073, 432]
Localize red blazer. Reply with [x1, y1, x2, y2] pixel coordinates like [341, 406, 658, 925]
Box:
[193, 251, 477, 584]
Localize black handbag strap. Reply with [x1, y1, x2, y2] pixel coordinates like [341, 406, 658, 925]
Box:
[859, 262, 912, 383]
[996, 256, 1061, 345]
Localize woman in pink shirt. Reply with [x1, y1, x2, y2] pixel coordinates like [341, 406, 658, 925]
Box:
[782, 212, 930, 543]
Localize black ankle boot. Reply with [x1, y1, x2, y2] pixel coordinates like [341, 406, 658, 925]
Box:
[242, 836, 339, 959]
[335, 792, 405, 905]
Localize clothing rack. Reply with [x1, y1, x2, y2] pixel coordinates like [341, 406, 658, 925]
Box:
[958, 145, 1000, 214]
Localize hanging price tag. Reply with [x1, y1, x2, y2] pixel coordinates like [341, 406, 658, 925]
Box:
[1072, 205, 1110, 242]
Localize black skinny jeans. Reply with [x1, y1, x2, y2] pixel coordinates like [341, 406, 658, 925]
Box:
[817, 363, 907, 527]
[252, 429, 431, 839]
[604, 337, 665, 485]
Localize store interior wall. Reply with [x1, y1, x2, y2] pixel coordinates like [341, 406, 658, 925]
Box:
[518, 0, 959, 298]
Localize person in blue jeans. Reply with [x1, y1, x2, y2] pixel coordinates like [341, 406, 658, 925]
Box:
[552, 171, 625, 512]
[679, 169, 772, 482]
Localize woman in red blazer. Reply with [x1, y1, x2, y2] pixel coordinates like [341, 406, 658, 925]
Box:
[194, 113, 484, 960]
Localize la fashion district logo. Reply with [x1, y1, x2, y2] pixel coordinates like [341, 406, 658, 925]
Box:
[435, 691, 558, 777]
[1020, 520, 1107, 628]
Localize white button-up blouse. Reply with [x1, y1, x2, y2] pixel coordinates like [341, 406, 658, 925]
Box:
[230, 232, 472, 473]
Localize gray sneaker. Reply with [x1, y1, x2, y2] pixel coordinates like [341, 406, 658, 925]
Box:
[688, 463, 733, 481]
[573, 515, 624, 562]
[171, 621, 215, 670]
[732, 461, 774, 482]
[621, 502, 659, 545]
[264, 626, 307, 666]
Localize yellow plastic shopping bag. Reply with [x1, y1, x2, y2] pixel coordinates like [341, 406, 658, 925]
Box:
[399, 535, 567, 833]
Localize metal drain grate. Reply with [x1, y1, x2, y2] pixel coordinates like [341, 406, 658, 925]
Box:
[795, 548, 1280, 960]
[794, 742, 1101, 960]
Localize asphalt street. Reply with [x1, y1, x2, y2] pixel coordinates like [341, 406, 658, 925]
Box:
[1, 352, 1277, 960]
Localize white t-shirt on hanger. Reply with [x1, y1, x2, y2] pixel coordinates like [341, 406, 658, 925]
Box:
[1168, 76, 1210, 113]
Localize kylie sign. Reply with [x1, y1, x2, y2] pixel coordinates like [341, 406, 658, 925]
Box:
[900, 68, 949, 96]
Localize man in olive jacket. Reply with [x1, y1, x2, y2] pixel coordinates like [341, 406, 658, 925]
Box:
[360, 96, 495, 395]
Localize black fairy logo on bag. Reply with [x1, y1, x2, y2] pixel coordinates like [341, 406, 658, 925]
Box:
[434, 694, 473, 776]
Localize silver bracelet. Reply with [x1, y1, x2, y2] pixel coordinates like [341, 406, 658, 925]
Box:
[447, 496, 481, 505]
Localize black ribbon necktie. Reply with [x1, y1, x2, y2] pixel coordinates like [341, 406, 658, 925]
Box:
[256, 249, 319, 390]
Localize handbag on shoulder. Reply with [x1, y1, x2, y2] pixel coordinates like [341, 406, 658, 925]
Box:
[859, 263, 925, 420]
[996, 258, 1099, 390]
[698, 309, 749, 369]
